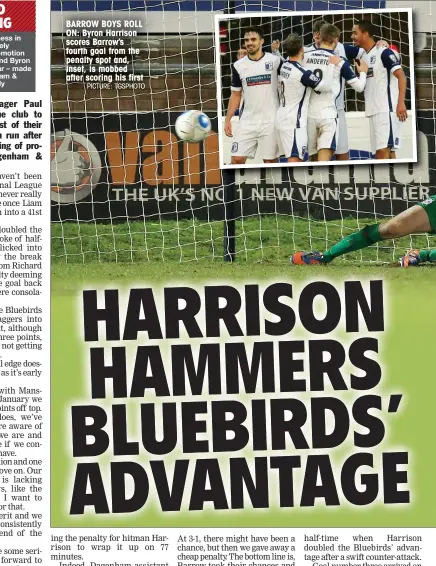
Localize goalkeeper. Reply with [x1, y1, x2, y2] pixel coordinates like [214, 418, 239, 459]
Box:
[291, 195, 436, 267]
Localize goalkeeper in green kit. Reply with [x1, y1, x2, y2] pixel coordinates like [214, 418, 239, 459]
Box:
[291, 195, 436, 267]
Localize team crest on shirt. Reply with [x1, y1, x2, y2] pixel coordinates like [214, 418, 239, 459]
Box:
[231, 142, 238, 153]
[395, 137, 399, 145]
[370, 55, 376, 64]
[265, 61, 273, 71]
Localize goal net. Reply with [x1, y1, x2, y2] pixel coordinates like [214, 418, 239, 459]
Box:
[50, 0, 436, 264]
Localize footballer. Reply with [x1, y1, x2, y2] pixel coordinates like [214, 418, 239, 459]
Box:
[275, 33, 344, 162]
[291, 195, 436, 267]
[224, 26, 281, 165]
[303, 24, 368, 162]
[304, 19, 365, 160]
[351, 19, 408, 159]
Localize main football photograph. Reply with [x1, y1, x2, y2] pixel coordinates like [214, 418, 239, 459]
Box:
[215, 9, 416, 168]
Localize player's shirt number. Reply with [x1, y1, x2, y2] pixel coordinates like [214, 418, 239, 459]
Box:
[312, 69, 323, 94]
[280, 81, 286, 107]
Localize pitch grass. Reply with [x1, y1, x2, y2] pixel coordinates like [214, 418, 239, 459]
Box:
[52, 216, 435, 264]
[52, 218, 435, 295]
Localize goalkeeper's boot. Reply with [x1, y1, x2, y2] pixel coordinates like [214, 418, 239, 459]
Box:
[399, 249, 421, 268]
[291, 251, 325, 265]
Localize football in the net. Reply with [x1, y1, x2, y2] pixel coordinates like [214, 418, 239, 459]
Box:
[175, 110, 211, 142]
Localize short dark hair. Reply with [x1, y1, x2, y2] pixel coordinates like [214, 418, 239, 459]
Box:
[313, 19, 327, 33]
[355, 19, 377, 37]
[243, 25, 264, 40]
[282, 33, 303, 57]
[319, 23, 340, 44]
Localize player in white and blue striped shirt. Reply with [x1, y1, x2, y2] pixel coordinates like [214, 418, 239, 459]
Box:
[304, 18, 365, 160]
[351, 19, 408, 159]
[273, 22, 367, 161]
[303, 24, 368, 162]
[225, 26, 281, 165]
[275, 33, 344, 162]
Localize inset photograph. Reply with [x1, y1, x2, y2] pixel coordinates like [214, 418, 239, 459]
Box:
[215, 9, 416, 168]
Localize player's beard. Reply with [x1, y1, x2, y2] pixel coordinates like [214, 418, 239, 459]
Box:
[247, 45, 260, 57]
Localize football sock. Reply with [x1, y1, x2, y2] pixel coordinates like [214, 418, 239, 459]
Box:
[322, 224, 382, 263]
[419, 249, 436, 263]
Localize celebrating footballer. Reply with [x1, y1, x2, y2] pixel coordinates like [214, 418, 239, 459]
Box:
[225, 26, 281, 165]
[224, 18, 409, 164]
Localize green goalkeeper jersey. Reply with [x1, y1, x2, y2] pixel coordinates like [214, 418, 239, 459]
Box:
[418, 194, 436, 232]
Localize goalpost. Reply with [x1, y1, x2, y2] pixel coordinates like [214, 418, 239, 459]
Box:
[50, 0, 436, 264]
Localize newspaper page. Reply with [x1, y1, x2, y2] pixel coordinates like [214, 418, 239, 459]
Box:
[0, 0, 431, 565]
[0, 0, 49, 563]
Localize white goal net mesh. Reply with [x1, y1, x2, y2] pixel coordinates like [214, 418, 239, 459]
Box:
[50, 1, 436, 264]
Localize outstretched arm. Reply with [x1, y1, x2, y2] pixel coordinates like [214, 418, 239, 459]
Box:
[300, 56, 346, 93]
[342, 58, 368, 93]
[343, 43, 365, 61]
[271, 39, 285, 61]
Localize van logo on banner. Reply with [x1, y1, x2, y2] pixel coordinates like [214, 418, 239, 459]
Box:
[50, 129, 102, 204]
